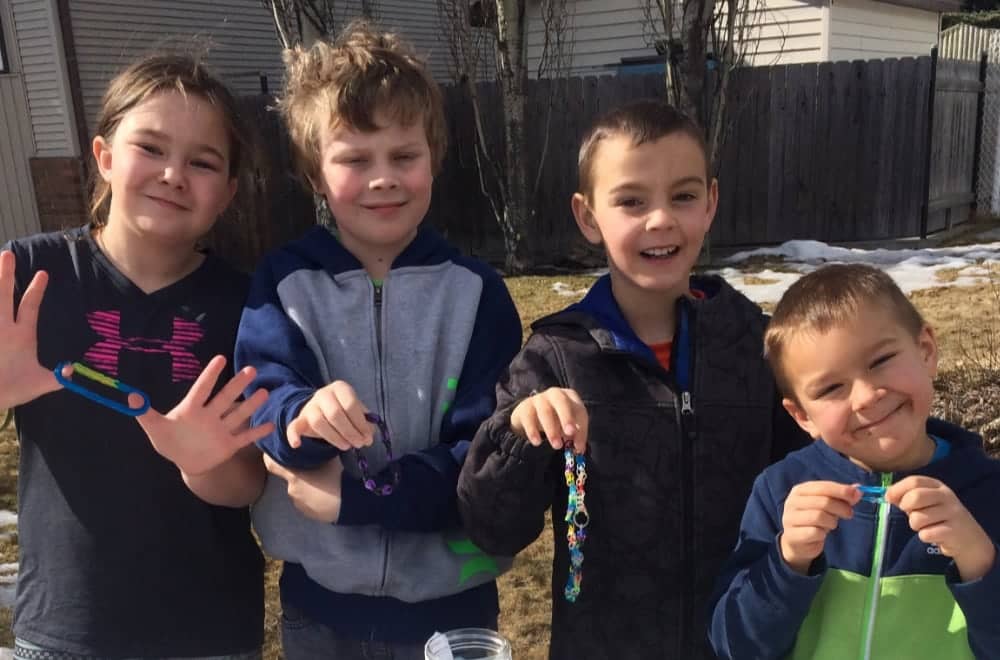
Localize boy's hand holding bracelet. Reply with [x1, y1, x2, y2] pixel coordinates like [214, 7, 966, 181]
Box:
[888, 475, 997, 582]
[511, 387, 589, 454]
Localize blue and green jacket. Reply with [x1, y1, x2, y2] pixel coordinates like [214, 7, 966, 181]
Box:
[235, 224, 522, 642]
[708, 419, 1000, 660]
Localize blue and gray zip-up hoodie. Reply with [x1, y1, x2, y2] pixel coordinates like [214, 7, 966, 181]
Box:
[235, 224, 521, 641]
[708, 419, 1000, 660]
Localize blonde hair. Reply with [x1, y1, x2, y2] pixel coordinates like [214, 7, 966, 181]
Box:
[278, 19, 447, 188]
[89, 53, 252, 226]
[764, 264, 926, 396]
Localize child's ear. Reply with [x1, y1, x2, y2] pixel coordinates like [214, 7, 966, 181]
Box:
[92, 136, 113, 182]
[782, 397, 822, 440]
[704, 177, 719, 232]
[917, 324, 939, 379]
[572, 193, 602, 245]
[222, 177, 238, 210]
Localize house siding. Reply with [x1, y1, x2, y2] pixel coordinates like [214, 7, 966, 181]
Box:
[0, 0, 42, 243]
[68, 0, 285, 136]
[371, 1, 457, 81]
[11, 0, 76, 157]
[524, 0, 825, 76]
[828, 0, 938, 61]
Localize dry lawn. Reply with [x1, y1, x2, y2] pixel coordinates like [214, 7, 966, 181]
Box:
[1, 272, 999, 659]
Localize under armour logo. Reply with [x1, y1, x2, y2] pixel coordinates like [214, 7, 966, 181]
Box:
[84, 310, 204, 383]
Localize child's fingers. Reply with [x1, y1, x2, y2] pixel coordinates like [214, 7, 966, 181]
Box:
[906, 505, 950, 534]
[183, 356, 228, 407]
[322, 403, 370, 449]
[569, 419, 588, 455]
[222, 388, 269, 433]
[15, 270, 49, 331]
[208, 366, 258, 415]
[303, 404, 352, 450]
[547, 392, 584, 438]
[533, 397, 566, 450]
[887, 475, 945, 508]
[791, 481, 861, 506]
[565, 391, 589, 453]
[786, 507, 842, 532]
[915, 521, 958, 548]
[784, 526, 830, 548]
[134, 402, 166, 439]
[286, 416, 311, 449]
[790, 494, 854, 521]
[228, 421, 275, 452]
[0, 251, 14, 326]
[329, 381, 372, 446]
[511, 403, 543, 446]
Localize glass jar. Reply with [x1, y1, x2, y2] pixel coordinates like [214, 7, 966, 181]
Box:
[424, 627, 513, 660]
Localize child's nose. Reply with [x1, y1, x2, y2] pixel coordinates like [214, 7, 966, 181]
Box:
[645, 207, 677, 230]
[851, 379, 882, 410]
[160, 164, 186, 188]
[369, 175, 398, 190]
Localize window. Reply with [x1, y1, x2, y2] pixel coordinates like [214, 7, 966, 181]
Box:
[0, 14, 8, 73]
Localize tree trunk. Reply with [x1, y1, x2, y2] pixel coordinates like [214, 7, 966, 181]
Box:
[495, 0, 533, 273]
[679, 0, 713, 124]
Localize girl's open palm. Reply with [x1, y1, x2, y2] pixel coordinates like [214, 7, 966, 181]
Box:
[0, 250, 61, 410]
[133, 355, 273, 476]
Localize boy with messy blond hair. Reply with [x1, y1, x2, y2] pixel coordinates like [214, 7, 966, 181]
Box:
[709, 263, 1000, 660]
[457, 99, 810, 659]
[235, 21, 521, 659]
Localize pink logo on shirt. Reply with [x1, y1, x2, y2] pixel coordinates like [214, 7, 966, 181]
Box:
[84, 310, 203, 382]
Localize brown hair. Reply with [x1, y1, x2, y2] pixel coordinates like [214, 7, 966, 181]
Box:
[764, 263, 926, 396]
[89, 53, 252, 226]
[278, 19, 447, 188]
[576, 99, 708, 200]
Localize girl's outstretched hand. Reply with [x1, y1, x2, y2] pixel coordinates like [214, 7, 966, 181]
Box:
[133, 355, 274, 476]
[0, 250, 61, 410]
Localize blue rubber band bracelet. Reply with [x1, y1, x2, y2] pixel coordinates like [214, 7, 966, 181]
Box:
[54, 361, 151, 417]
[857, 485, 887, 503]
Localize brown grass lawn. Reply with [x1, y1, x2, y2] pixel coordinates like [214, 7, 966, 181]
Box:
[2, 271, 999, 659]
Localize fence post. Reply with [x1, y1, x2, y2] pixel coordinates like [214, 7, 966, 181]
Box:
[920, 46, 938, 239]
[972, 50, 989, 214]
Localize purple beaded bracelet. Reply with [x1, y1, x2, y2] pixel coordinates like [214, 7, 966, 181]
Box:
[356, 412, 401, 496]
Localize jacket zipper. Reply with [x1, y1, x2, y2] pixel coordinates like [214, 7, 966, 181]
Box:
[859, 472, 892, 660]
[373, 279, 391, 594]
[675, 302, 696, 655]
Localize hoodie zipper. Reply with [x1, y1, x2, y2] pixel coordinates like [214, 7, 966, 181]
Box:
[859, 472, 892, 660]
[372, 279, 391, 593]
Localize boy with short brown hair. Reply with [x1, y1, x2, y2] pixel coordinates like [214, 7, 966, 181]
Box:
[458, 99, 809, 659]
[709, 263, 1000, 659]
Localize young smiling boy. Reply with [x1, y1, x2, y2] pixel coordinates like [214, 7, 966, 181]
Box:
[708, 264, 1000, 660]
[458, 99, 809, 659]
[234, 21, 521, 659]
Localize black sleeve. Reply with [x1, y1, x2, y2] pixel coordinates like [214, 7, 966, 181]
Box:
[457, 331, 563, 556]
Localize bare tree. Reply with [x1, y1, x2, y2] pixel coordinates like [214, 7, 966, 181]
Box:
[641, 0, 779, 171]
[437, 0, 573, 273]
[262, 0, 380, 48]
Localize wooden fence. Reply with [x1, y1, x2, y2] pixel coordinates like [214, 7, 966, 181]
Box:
[228, 52, 985, 269]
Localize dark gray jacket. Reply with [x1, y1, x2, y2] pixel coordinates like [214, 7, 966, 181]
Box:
[458, 274, 810, 659]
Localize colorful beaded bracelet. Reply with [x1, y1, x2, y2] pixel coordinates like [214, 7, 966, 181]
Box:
[564, 447, 589, 602]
